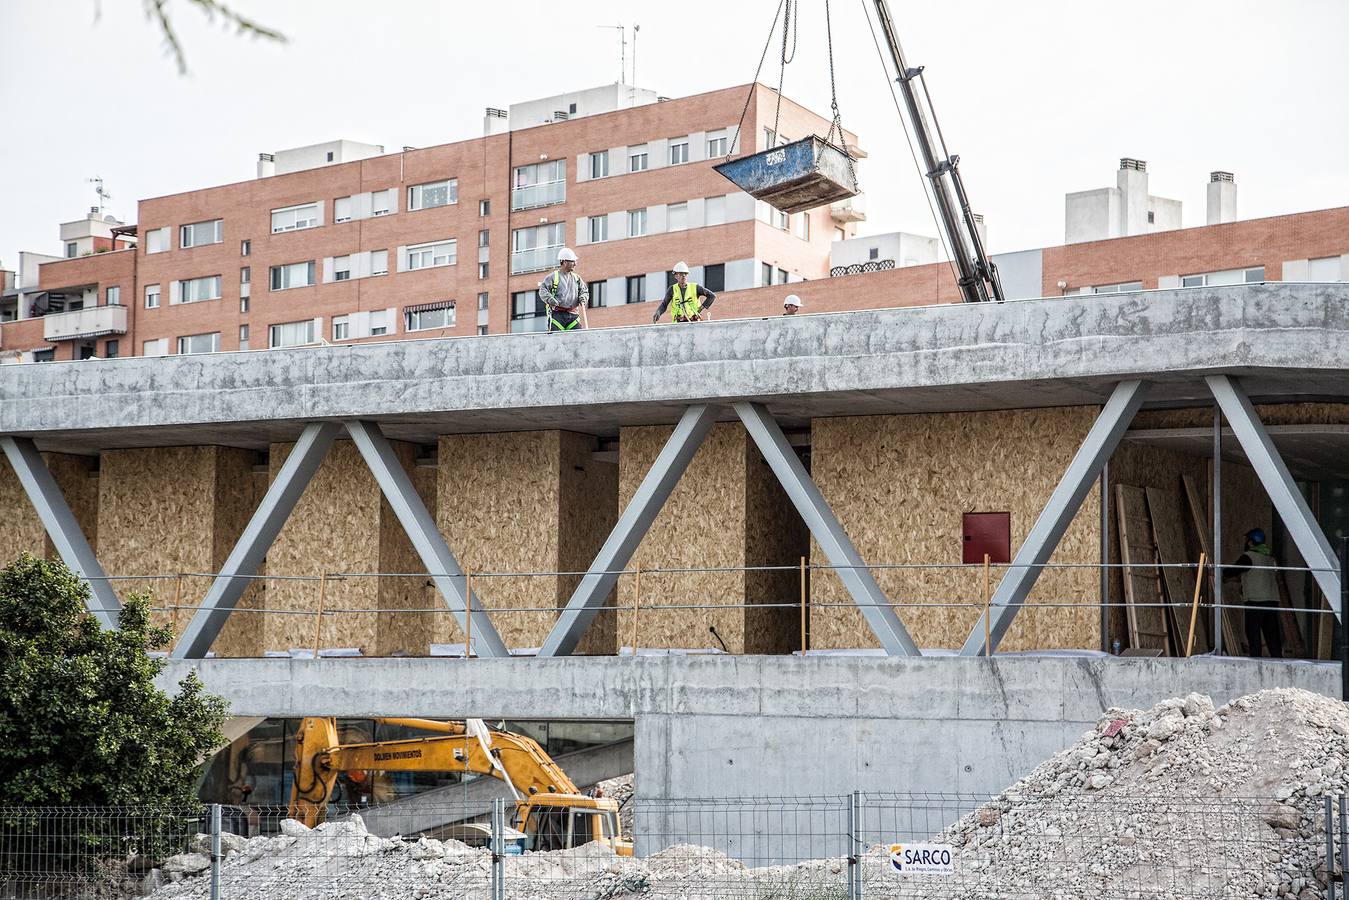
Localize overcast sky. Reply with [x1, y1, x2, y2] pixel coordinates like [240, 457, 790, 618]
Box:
[3, 0, 1347, 267]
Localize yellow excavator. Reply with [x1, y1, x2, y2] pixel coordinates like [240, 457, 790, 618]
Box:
[288, 716, 632, 856]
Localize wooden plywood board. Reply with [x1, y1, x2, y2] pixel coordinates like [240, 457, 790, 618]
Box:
[1145, 486, 1206, 654]
[559, 431, 618, 656]
[0, 456, 45, 564]
[1116, 485, 1170, 654]
[211, 449, 266, 656]
[1134, 402, 1349, 430]
[44, 453, 100, 563]
[376, 441, 435, 656]
[744, 442, 807, 654]
[809, 407, 1102, 651]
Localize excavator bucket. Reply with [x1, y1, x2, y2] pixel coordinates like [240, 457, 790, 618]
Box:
[713, 135, 859, 215]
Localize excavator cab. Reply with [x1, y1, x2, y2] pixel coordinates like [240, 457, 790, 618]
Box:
[519, 796, 624, 853]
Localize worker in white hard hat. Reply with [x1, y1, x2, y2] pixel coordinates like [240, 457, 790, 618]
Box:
[782, 295, 802, 316]
[537, 247, 589, 333]
[652, 261, 716, 323]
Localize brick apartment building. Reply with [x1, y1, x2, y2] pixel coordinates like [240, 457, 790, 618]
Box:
[1, 82, 1347, 363]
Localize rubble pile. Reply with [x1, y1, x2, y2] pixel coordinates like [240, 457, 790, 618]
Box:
[147, 690, 1349, 899]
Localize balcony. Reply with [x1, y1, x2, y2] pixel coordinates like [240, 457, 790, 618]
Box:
[511, 181, 566, 211]
[510, 245, 564, 276]
[830, 194, 867, 223]
[43, 304, 127, 341]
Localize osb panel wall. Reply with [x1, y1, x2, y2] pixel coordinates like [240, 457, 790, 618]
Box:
[0, 459, 44, 564]
[375, 443, 436, 656]
[1134, 403, 1349, 430]
[558, 432, 619, 656]
[1220, 461, 1273, 569]
[44, 454, 99, 561]
[617, 423, 749, 653]
[97, 447, 218, 637]
[0, 453, 96, 568]
[744, 444, 807, 653]
[265, 440, 383, 653]
[209, 450, 267, 657]
[810, 408, 1102, 651]
[437, 432, 563, 651]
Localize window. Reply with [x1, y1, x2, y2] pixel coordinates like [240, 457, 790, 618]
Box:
[144, 284, 161, 309]
[369, 309, 391, 336]
[269, 319, 317, 348]
[271, 202, 320, 233]
[180, 219, 223, 248]
[707, 134, 728, 157]
[763, 128, 777, 149]
[512, 160, 566, 210]
[705, 195, 727, 226]
[510, 222, 565, 274]
[587, 280, 606, 309]
[270, 261, 316, 291]
[104, 341, 118, 359]
[142, 339, 168, 357]
[479, 199, 491, 217]
[667, 202, 688, 232]
[408, 178, 457, 211]
[511, 289, 545, 322]
[326, 151, 334, 162]
[477, 325, 488, 336]
[626, 274, 646, 304]
[590, 150, 610, 179]
[1147, 211, 1155, 224]
[371, 250, 389, 276]
[569, 102, 577, 114]
[629, 146, 648, 173]
[241, 239, 251, 256]
[479, 229, 490, 249]
[239, 325, 249, 346]
[669, 138, 689, 165]
[405, 302, 456, 331]
[589, 216, 608, 243]
[1181, 274, 1203, 288]
[334, 196, 353, 223]
[371, 189, 393, 216]
[478, 262, 489, 279]
[628, 209, 647, 238]
[106, 286, 120, 305]
[703, 263, 725, 293]
[1245, 266, 1265, 283]
[407, 240, 457, 270]
[240, 266, 251, 284]
[478, 292, 489, 310]
[65, 242, 78, 258]
[31, 348, 55, 363]
[762, 262, 773, 286]
[334, 256, 352, 281]
[792, 213, 810, 240]
[1308, 256, 1344, 281]
[177, 332, 220, 355]
[1090, 281, 1143, 294]
[1181, 267, 1265, 288]
[332, 317, 350, 341]
[178, 275, 222, 303]
[777, 268, 788, 285]
[146, 228, 170, 254]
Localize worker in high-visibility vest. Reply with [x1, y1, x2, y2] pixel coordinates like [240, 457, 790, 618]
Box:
[652, 261, 716, 323]
[1221, 527, 1283, 658]
[538, 247, 589, 333]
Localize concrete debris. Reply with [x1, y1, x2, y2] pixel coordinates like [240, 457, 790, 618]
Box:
[145, 690, 1349, 899]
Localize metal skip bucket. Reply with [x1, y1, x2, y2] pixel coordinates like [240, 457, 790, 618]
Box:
[713, 135, 859, 215]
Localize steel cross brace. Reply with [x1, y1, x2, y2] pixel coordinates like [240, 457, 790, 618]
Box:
[960, 380, 1149, 656]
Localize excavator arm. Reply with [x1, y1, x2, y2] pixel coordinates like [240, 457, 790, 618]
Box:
[289, 716, 581, 826]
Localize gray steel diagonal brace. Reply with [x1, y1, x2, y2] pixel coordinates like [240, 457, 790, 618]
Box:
[173, 422, 340, 659]
[734, 401, 920, 657]
[1207, 375, 1341, 614]
[540, 404, 719, 657]
[345, 419, 509, 658]
[960, 380, 1149, 656]
[0, 436, 120, 628]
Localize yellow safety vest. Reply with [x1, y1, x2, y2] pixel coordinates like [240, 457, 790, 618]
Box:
[670, 282, 702, 320]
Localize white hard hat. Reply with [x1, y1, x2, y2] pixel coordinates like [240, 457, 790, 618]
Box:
[557, 247, 578, 263]
[671, 261, 690, 274]
[784, 294, 802, 307]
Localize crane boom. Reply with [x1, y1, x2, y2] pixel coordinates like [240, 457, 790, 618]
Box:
[872, 0, 1004, 304]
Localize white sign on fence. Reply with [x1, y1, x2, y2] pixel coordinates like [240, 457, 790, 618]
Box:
[888, 842, 956, 875]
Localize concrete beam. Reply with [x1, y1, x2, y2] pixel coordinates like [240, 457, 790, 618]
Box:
[0, 436, 119, 628]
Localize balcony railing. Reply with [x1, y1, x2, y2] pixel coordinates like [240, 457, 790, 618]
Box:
[830, 194, 866, 223]
[510, 181, 566, 211]
[43, 304, 128, 341]
[509, 245, 564, 276]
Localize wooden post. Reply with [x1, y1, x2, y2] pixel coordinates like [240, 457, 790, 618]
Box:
[312, 572, 328, 658]
[983, 553, 992, 657]
[799, 556, 808, 656]
[1185, 552, 1207, 657]
[631, 563, 642, 656]
[464, 569, 473, 659]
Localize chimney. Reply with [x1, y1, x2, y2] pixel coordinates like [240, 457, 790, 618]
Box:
[256, 153, 275, 179]
[483, 107, 508, 136]
[1116, 157, 1149, 236]
[970, 212, 988, 250]
[1206, 171, 1237, 225]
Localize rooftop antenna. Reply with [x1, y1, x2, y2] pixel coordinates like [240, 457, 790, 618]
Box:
[597, 23, 626, 84]
[632, 24, 640, 87]
[86, 176, 112, 216]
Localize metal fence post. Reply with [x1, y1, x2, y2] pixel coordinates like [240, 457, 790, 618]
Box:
[1341, 538, 1348, 701]
[848, 790, 862, 900]
[1328, 795, 1337, 900]
[491, 797, 505, 900]
[209, 803, 222, 900]
[1340, 794, 1347, 899]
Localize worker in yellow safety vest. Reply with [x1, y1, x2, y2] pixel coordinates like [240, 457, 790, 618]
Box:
[1222, 527, 1283, 658]
[652, 261, 716, 323]
[538, 248, 589, 333]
